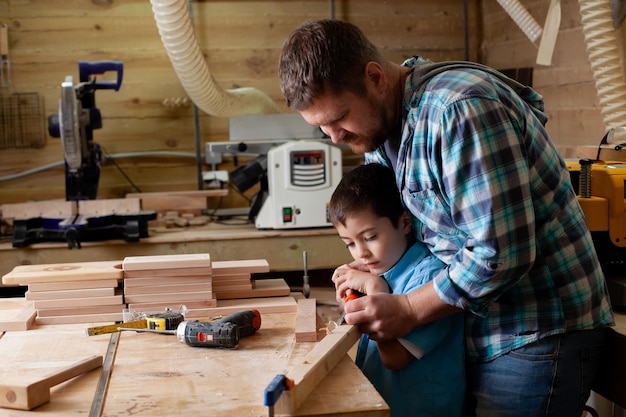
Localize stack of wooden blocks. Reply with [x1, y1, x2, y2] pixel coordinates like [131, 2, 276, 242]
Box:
[3, 261, 125, 325]
[1, 253, 297, 327]
[122, 253, 216, 312]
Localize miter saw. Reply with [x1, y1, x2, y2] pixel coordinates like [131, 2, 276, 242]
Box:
[567, 158, 626, 308]
[48, 60, 123, 201]
[11, 61, 156, 249]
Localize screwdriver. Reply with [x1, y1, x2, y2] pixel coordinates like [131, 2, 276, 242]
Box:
[336, 290, 364, 325]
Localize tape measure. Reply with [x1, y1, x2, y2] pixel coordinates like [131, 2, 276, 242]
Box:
[146, 311, 184, 330]
[85, 311, 184, 336]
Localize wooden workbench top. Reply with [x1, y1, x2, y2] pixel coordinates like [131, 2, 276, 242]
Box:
[0, 298, 389, 417]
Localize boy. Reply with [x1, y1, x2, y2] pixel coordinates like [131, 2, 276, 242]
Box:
[328, 163, 465, 417]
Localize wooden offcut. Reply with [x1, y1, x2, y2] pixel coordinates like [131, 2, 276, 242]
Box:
[0, 355, 102, 410]
[275, 324, 362, 415]
[295, 298, 319, 342]
[122, 253, 211, 271]
[0, 301, 36, 332]
[2, 261, 123, 285]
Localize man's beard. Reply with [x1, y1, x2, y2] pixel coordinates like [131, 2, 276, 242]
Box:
[346, 100, 395, 154]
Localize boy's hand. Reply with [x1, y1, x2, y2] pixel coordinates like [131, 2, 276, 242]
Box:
[332, 264, 389, 303]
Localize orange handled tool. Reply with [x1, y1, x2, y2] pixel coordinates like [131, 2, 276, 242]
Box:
[336, 290, 364, 325]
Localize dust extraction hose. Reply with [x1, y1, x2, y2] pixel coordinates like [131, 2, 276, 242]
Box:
[578, 0, 626, 128]
[150, 0, 280, 117]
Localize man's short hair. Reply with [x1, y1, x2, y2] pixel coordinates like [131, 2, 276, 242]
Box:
[278, 19, 384, 111]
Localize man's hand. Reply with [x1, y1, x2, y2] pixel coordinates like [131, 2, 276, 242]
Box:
[342, 292, 416, 341]
[341, 282, 462, 342]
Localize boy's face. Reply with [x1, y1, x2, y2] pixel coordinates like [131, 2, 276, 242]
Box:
[334, 209, 411, 275]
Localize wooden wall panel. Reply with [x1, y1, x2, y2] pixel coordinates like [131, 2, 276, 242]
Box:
[481, 0, 608, 151]
[0, 0, 479, 205]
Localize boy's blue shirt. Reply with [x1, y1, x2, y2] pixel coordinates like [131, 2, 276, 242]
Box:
[355, 242, 465, 417]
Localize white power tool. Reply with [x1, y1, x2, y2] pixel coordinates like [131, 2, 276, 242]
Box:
[254, 140, 342, 229]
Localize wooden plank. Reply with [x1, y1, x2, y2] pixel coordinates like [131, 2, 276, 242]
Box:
[128, 296, 297, 318]
[2, 261, 123, 285]
[78, 198, 141, 215]
[212, 273, 252, 282]
[36, 304, 126, 318]
[212, 259, 270, 275]
[124, 291, 214, 304]
[122, 266, 212, 278]
[28, 279, 120, 292]
[126, 190, 228, 213]
[123, 275, 210, 288]
[25, 287, 115, 300]
[32, 294, 124, 309]
[122, 253, 212, 271]
[295, 298, 319, 342]
[35, 312, 124, 325]
[0, 301, 37, 332]
[1, 200, 75, 220]
[124, 281, 213, 295]
[214, 278, 288, 300]
[275, 325, 362, 415]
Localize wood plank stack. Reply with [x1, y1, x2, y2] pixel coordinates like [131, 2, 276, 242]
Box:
[122, 253, 216, 314]
[123, 255, 293, 318]
[2, 261, 124, 325]
[2, 255, 297, 325]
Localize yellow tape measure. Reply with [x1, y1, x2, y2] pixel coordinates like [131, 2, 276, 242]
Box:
[86, 319, 148, 336]
[85, 311, 184, 336]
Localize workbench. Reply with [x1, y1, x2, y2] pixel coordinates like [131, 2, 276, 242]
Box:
[0, 222, 352, 282]
[0, 297, 389, 417]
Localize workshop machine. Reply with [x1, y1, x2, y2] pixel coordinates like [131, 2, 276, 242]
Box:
[206, 114, 343, 230]
[568, 159, 626, 307]
[48, 60, 123, 201]
[11, 61, 156, 249]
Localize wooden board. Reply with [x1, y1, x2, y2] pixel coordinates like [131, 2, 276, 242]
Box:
[214, 278, 288, 300]
[0, 301, 37, 332]
[0, 298, 388, 416]
[1, 200, 74, 220]
[123, 281, 213, 295]
[35, 312, 124, 325]
[36, 304, 126, 318]
[28, 279, 120, 292]
[2, 261, 123, 285]
[25, 287, 115, 300]
[212, 259, 270, 275]
[123, 290, 214, 304]
[276, 324, 363, 414]
[295, 298, 319, 342]
[78, 198, 141, 215]
[126, 189, 228, 214]
[128, 296, 298, 319]
[123, 275, 210, 287]
[32, 294, 124, 309]
[100, 311, 387, 417]
[122, 266, 212, 278]
[122, 253, 212, 271]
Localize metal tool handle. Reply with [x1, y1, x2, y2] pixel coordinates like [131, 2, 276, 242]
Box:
[78, 60, 123, 91]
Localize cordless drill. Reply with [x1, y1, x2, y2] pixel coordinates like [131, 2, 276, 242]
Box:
[176, 309, 261, 349]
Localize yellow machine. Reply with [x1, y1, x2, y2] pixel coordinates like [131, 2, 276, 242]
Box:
[567, 159, 626, 306]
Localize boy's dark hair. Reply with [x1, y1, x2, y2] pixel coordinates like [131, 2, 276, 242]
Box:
[329, 163, 405, 228]
[278, 19, 385, 111]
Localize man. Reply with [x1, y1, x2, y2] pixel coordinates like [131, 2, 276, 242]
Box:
[278, 19, 614, 417]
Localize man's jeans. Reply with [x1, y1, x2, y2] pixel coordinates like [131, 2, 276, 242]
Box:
[467, 328, 608, 417]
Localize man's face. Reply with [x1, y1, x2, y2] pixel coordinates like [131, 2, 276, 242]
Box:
[299, 89, 394, 154]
